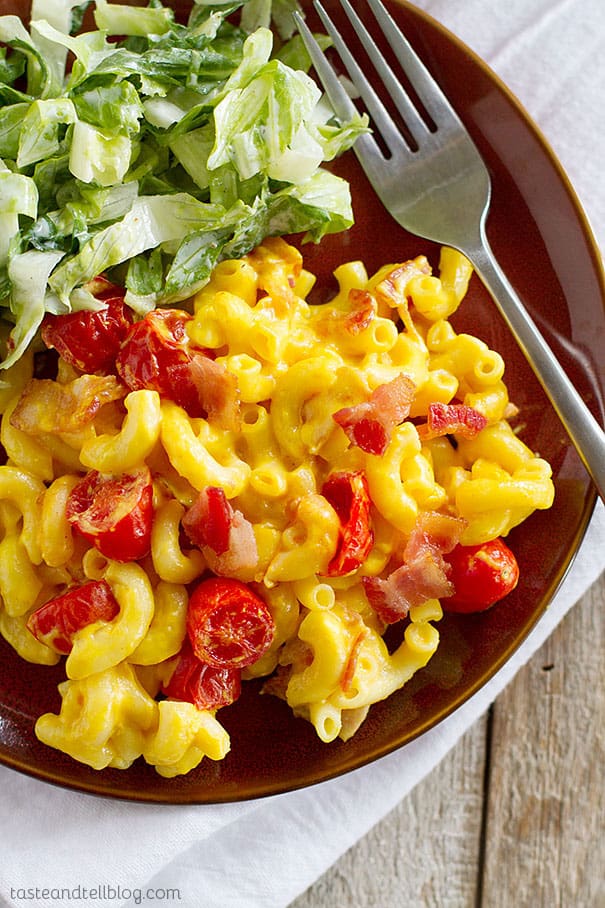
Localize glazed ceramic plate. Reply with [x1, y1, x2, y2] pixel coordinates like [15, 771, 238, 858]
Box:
[0, 0, 603, 803]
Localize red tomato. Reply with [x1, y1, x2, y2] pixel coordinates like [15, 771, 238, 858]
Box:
[66, 466, 153, 561]
[27, 579, 119, 654]
[187, 577, 275, 669]
[321, 470, 374, 576]
[41, 279, 132, 374]
[443, 537, 520, 613]
[162, 641, 242, 710]
[116, 309, 210, 416]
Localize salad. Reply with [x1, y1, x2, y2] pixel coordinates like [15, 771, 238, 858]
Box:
[0, 0, 368, 369]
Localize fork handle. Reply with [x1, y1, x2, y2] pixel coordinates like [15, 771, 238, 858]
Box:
[468, 234, 605, 504]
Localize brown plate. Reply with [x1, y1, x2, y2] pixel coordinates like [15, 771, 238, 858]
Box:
[0, 0, 603, 803]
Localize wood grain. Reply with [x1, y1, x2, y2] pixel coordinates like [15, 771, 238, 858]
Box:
[289, 574, 604, 908]
[481, 579, 605, 908]
[291, 716, 488, 908]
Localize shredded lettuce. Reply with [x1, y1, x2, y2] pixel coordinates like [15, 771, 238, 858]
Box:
[0, 163, 39, 264]
[0, 0, 368, 368]
[93, 0, 173, 37]
[4, 249, 65, 368]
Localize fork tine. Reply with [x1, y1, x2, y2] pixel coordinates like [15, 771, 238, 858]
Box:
[292, 12, 358, 127]
[310, 1, 412, 157]
[292, 11, 384, 163]
[334, 0, 428, 144]
[364, 0, 464, 129]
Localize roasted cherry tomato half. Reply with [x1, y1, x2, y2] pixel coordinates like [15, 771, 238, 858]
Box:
[162, 641, 242, 711]
[27, 579, 119, 654]
[41, 278, 132, 374]
[187, 577, 275, 669]
[66, 466, 153, 562]
[321, 470, 374, 576]
[443, 537, 520, 613]
[116, 308, 210, 417]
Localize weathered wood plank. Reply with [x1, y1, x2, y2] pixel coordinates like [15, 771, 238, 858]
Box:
[290, 714, 487, 908]
[289, 576, 604, 908]
[480, 578, 605, 907]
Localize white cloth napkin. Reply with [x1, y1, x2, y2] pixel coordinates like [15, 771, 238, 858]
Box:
[1, 1, 603, 907]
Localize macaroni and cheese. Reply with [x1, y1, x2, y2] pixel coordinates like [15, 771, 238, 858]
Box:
[0, 239, 554, 777]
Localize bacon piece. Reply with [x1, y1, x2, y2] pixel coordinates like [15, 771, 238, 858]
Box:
[206, 510, 257, 578]
[187, 355, 240, 432]
[373, 257, 432, 310]
[373, 256, 432, 332]
[10, 375, 125, 436]
[339, 628, 368, 692]
[363, 511, 466, 624]
[333, 373, 416, 455]
[183, 486, 258, 578]
[363, 557, 451, 624]
[417, 402, 488, 440]
[245, 238, 303, 313]
[183, 486, 231, 555]
[404, 511, 467, 562]
[344, 290, 378, 334]
[315, 290, 378, 339]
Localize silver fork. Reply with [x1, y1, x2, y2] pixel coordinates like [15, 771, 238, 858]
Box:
[294, 0, 605, 503]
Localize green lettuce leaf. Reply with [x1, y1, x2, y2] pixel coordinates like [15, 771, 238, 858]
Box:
[3, 249, 64, 368]
[0, 165, 39, 264]
[93, 0, 173, 37]
[48, 192, 240, 305]
[0, 1, 367, 369]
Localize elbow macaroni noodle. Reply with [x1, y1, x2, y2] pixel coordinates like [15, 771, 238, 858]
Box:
[0, 239, 554, 776]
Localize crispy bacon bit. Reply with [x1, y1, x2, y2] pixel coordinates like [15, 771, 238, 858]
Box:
[183, 486, 258, 578]
[245, 237, 303, 313]
[340, 628, 368, 692]
[183, 486, 232, 554]
[315, 290, 378, 339]
[373, 256, 432, 310]
[10, 375, 125, 436]
[314, 289, 378, 338]
[373, 256, 432, 332]
[344, 290, 378, 334]
[187, 355, 240, 432]
[363, 511, 467, 624]
[333, 373, 416, 455]
[405, 511, 467, 562]
[417, 402, 488, 440]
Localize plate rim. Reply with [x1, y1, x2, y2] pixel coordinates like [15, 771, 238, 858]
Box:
[0, 0, 602, 803]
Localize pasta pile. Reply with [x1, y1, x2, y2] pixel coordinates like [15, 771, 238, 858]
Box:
[0, 239, 554, 777]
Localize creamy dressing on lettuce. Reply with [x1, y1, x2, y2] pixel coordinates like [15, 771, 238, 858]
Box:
[0, 0, 368, 368]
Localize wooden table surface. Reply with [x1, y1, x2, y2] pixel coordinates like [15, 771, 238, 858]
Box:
[290, 568, 604, 907]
